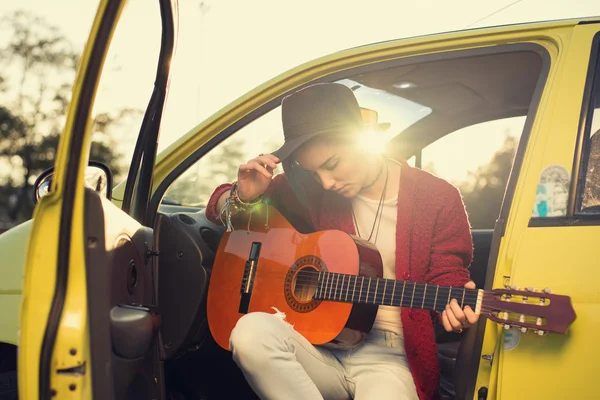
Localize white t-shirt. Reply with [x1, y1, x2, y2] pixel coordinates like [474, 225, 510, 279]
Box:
[351, 193, 403, 336]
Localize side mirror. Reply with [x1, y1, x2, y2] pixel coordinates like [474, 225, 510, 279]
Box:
[33, 161, 113, 204]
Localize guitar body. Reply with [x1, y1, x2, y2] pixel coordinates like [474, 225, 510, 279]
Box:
[207, 205, 382, 351]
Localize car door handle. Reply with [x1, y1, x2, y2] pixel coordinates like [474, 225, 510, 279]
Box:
[110, 304, 159, 359]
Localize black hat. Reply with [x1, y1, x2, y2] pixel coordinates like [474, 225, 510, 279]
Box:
[271, 83, 364, 161]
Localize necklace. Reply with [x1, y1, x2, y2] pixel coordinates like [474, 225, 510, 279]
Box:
[352, 160, 389, 243]
[361, 158, 384, 192]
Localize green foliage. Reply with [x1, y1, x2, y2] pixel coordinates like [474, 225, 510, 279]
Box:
[0, 11, 130, 225]
[582, 129, 600, 209]
[163, 137, 248, 206]
[457, 135, 518, 229]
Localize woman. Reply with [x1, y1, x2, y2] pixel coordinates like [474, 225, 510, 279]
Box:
[205, 82, 479, 400]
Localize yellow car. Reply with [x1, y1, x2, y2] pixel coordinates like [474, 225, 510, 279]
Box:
[1, 0, 599, 398]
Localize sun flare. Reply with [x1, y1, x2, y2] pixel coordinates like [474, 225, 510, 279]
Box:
[357, 129, 388, 154]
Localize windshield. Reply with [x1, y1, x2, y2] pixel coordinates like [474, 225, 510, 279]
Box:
[336, 79, 432, 143]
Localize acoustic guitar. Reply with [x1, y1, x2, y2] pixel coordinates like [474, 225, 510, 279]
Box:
[207, 204, 576, 350]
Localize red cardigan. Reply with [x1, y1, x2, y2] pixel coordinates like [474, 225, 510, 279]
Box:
[205, 160, 473, 400]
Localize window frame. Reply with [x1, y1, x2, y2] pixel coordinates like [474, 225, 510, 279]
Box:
[574, 32, 600, 217]
[418, 116, 527, 230]
[148, 43, 551, 227]
[527, 31, 600, 228]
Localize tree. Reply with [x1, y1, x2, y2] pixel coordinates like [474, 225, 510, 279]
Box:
[0, 105, 26, 222]
[164, 137, 248, 206]
[0, 11, 126, 224]
[457, 135, 518, 229]
[582, 129, 600, 209]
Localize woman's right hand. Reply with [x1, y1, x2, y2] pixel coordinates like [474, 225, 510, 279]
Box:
[237, 154, 280, 201]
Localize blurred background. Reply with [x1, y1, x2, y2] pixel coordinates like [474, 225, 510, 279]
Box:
[0, 0, 599, 232]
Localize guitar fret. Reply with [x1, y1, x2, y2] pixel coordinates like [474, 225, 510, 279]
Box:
[344, 276, 352, 301]
[317, 271, 323, 299]
[383, 280, 388, 305]
[400, 281, 407, 307]
[359, 276, 365, 303]
[332, 274, 337, 300]
[315, 273, 478, 313]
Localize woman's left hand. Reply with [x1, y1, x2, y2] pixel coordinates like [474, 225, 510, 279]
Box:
[441, 280, 480, 333]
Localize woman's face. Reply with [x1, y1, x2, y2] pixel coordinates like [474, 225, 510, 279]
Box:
[293, 136, 370, 199]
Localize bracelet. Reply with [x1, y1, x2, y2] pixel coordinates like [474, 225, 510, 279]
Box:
[230, 181, 263, 210]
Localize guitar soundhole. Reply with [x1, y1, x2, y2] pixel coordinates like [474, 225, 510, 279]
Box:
[292, 266, 319, 302]
[284, 256, 325, 313]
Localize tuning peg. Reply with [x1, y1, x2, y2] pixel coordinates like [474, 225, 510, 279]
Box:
[526, 287, 533, 291]
[503, 324, 511, 330]
[543, 288, 551, 294]
[520, 327, 528, 333]
[510, 285, 518, 290]
[536, 330, 547, 336]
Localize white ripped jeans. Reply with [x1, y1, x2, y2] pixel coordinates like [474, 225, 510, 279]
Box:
[229, 311, 419, 400]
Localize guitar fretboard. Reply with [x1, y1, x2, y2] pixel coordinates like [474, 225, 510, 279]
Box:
[314, 271, 478, 313]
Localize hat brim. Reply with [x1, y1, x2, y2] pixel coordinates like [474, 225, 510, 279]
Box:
[271, 126, 356, 161]
[271, 123, 392, 161]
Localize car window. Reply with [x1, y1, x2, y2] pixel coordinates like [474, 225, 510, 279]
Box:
[89, 0, 162, 185]
[578, 42, 600, 214]
[163, 81, 432, 206]
[420, 117, 525, 229]
[162, 108, 284, 206]
[164, 48, 544, 213]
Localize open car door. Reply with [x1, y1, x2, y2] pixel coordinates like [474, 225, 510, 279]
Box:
[18, 0, 177, 398]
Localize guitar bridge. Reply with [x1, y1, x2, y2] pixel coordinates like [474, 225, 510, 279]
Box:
[239, 242, 262, 314]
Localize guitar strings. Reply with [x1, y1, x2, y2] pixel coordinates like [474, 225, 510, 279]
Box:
[241, 280, 485, 308]
[239, 280, 550, 318]
[242, 272, 482, 303]
[237, 271, 550, 321]
[235, 281, 549, 322]
[243, 270, 549, 303]
[243, 277, 482, 303]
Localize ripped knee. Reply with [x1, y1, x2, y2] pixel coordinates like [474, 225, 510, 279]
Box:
[229, 309, 293, 348]
[269, 307, 293, 327]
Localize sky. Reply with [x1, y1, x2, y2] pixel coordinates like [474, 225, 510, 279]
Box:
[0, 0, 599, 185]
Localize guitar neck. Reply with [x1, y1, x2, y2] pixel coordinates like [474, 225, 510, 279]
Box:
[313, 271, 480, 313]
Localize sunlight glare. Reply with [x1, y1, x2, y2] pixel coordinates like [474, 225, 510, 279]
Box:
[357, 129, 387, 154]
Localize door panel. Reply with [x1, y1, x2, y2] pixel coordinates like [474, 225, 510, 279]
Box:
[19, 0, 176, 398]
[475, 24, 600, 399]
[18, 1, 128, 398]
[85, 189, 159, 399]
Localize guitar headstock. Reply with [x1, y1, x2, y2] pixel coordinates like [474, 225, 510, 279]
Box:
[482, 287, 576, 335]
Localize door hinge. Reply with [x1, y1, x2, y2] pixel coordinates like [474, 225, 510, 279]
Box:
[481, 353, 494, 365]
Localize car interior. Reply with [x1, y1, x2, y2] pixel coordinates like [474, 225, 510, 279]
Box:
[86, 46, 547, 399]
